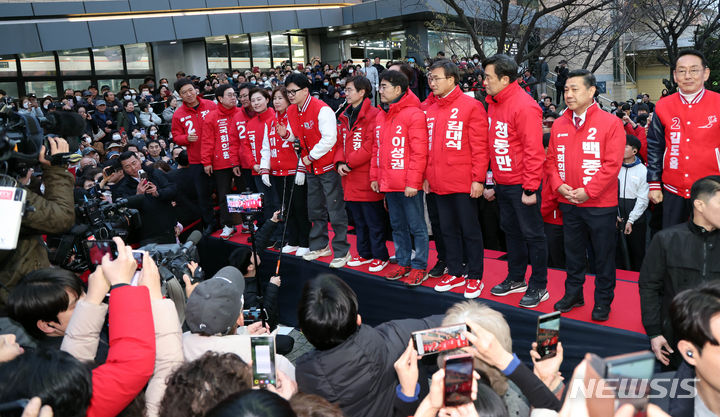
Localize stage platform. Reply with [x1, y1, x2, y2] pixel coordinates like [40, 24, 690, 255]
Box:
[198, 229, 649, 375]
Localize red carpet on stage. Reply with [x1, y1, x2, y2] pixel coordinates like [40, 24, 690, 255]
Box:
[214, 227, 645, 335]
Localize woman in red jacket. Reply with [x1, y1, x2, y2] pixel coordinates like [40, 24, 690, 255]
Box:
[335, 76, 390, 272]
[260, 86, 311, 256]
[247, 88, 278, 237]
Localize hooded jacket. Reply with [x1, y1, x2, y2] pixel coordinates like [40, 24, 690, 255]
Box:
[295, 316, 442, 417]
[335, 97, 383, 202]
[370, 90, 428, 192]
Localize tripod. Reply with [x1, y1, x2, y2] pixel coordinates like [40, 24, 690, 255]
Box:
[242, 211, 266, 328]
[274, 138, 304, 276]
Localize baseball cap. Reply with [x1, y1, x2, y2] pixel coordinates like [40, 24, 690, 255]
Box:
[81, 147, 98, 156]
[107, 151, 120, 159]
[185, 266, 245, 335]
[107, 142, 123, 149]
[95, 99, 107, 106]
[82, 90, 92, 97]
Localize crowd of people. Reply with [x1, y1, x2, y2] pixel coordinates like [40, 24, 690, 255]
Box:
[0, 46, 720, 417]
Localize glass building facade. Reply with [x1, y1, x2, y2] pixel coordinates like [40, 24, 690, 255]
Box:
[205, 31, 306, 72]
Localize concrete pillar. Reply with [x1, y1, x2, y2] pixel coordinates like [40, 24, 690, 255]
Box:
[405, 21, 428, 61]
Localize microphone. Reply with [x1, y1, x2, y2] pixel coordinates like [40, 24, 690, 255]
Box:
[183, 230, 203, 250]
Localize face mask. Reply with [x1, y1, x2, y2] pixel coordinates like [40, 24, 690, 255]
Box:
[131, 95, 137, 101]
[43, 104, 49, 110]
[262, 77, 267, 81]
[149, 108, 154, 113]
[142, 91, 150, 96]
[124, 95, 131, 100]
[112, 134, 121, 141]
[250, 80, 257, 85]
[22, 102, 29, 109]
[162, 83, 168, 87]
[150, 129, 157, 135]
[84, 136, 92, 144]
[323, 82, 329, 86]
[409, 63, 415, 67]
[473, 59, 479, 64]
[147, 83, 154, 88]
[348, 69, 354, 74]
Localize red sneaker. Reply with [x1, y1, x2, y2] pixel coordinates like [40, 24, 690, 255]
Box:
[347, 256, 372, 267]
[464, 279, 484, 299]
[434, 274, 466, 292]
[385, 265, 411, 280]
[406, 269, 428, 287]
[368, 259, 389, 272]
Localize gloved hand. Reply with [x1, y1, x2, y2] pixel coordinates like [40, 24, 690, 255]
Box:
[262, 174, 271, 188]
[295, 172, 305, 186]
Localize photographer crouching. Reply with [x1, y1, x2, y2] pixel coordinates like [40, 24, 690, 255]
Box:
[0, 137, 75, 305]
[111, 151, 177, 245]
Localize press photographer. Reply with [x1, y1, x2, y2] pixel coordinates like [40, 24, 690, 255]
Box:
[0, 137, 75, 305]
[112, 151, 177, 245]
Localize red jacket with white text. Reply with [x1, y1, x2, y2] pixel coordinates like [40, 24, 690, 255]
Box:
[425, 86, 489, 194]
[287, 95, 337, 175]
[370, 91, 428, 192]
[260, 110, 304, 176]
[544, 103, 625, 207]
[486, 81, 544, 190]
[419, 92, 437, 112]
[335, 97, 383, 202]
[646, 89, 720, 198]
[86, 286, 155, 417]
[246, 108, 276, 176]
[171, 98, 216, 164]
[200, 104, 241, 170]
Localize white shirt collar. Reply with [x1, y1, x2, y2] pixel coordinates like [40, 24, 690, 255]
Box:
[679, 88, 705, 104]
[572, 101, 597, 126]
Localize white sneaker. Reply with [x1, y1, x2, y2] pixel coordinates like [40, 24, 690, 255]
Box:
[329, 252, 352, 268]
[368, 259, 389, 272]
[220, 225, 236, 240]
[302, 245, 332, 261]
[295, 247, 310, 257]
[347, 256, 372, 267]
[282, 245, 299, 254]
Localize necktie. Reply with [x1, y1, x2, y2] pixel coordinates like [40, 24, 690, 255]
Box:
[574, 116, 582, 129]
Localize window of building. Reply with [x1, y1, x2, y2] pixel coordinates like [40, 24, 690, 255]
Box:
[62, 80, 92, 94]
[290, 35, 306, 66]
[93, 46, 124, 75]
[230, 34, 251, 70]
[97, 79, 127, 94]
[0, 56, 18, 77]
[206, 36, 229, 73]
[58, 48, 91, 76]
[24, 80, 57, 98]
[18, 52, 56, 77]
[125, 43, 153, 75]
[251, 32, 271, 69]
[271, 32, 290, 67]
[0, 81, 19, 98]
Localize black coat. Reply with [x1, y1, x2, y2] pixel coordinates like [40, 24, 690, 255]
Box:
[165, 167, 202, 225]
[639, 222, 720, 341]
[296, 315, 443, 417]
[111, 166, 177, 244]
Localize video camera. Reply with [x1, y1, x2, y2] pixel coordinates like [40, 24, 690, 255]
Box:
[139, 230, 204, 286]
[47, 197, 142, 271]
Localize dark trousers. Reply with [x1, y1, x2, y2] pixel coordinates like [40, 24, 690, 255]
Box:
[253, 175, 273, 226]
[240, 168, 258, 193]
[214, 168, 240, 227]
[662, 190, 691, 229]
[426, 193, 446, 262]
[618, 198, 647, 271]
[189, 163, 215, 227]
[269, 175, 310, 248]
[544, 222, 565, 269]
[560, 204, 617, 307]
[496, 184, 548, 290]
[307, 170, 350, 256]
[346, 200, 389, 261]
[435, 193, 484, 280]
[478, 195, 506, 251]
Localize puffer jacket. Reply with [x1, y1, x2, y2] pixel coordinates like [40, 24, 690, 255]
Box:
[370, 91, 428, 192]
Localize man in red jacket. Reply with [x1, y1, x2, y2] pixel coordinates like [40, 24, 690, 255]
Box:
[483, 54, 548, 308]
[545, 69, 625, 321]
[201, 84, 245, 239]
[336, 76, 390, 272]
[424, 59, 489, 299]
[171, 78, 217, 234]
[370, 70, 429, 285]
[647, 49, 720, 228]
[285, 73, 351, 268]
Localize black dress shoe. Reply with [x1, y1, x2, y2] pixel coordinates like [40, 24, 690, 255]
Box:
[592, 305, 610, 321]
[202, 224, 216, 236]
[554, 292, 584, 312]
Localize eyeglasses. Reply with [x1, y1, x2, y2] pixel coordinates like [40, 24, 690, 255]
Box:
[378, 84, 395, 91]
[286, 88, 304, 96]
[427, 76, 449, 83]
[675, 68, 704, 77]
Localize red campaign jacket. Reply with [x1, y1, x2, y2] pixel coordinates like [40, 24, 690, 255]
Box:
[86, 286, 155, 417]
[544, 103, 626, 207]
[425, 86, 489, 195]
[419, 92, 437, 112]
[335, 98, 384, 202]
[234, 107, 254, 169]
[200, 104, 241, 170]
[246, 108, 276, 176]
[370, 91, 429, 192]
[624, 122, 648, 162]
[171, 98, 216, 164]
[541, 171, 563, 225]
[261, 110, 303, 176]
[287, 95, 337, 175]
[486, 81, 545, 190]
[646, 89, 720, 198]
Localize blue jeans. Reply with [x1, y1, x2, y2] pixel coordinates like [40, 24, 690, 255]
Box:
[385, 191, 429, 270]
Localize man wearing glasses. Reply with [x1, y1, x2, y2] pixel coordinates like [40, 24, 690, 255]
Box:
[171, 77, 217, 235]
[284, 73, 351, 268]
[647, 49, 720, 228]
